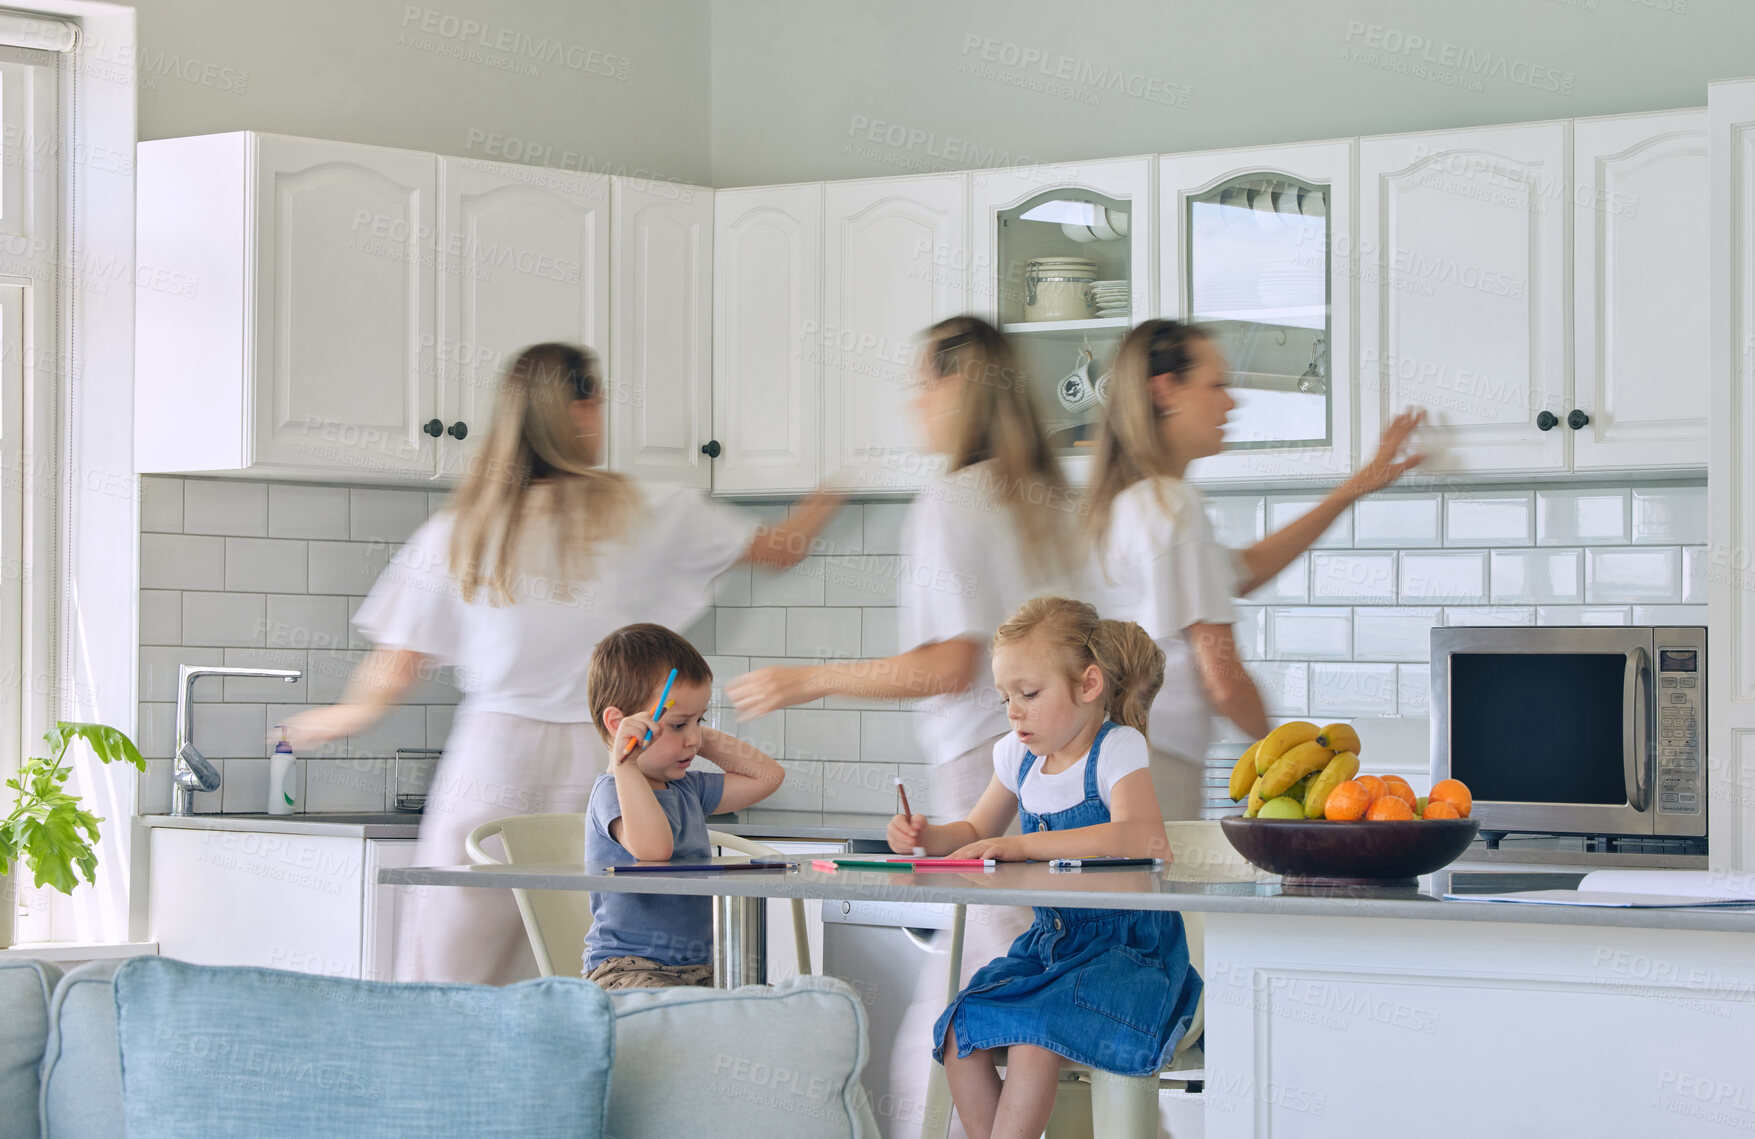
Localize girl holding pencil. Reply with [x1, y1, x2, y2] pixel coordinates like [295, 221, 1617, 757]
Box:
[282, 342, 841, 985]
[727, 315, 1080, 1134]
[889, 597, 1198, 1138]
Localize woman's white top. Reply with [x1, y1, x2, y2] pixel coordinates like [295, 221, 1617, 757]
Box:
[1090, 478, 1240, 763]
[992, 725, 1150, 814]
[897, 464, 1081, 768]
[354, 482, 754, 722]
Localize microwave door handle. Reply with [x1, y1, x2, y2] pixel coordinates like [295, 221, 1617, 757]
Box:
[1624, 647, 1651, 812]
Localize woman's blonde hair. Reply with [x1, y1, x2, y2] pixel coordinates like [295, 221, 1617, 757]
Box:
[447, 342, 636, 604]
[923, 316, 1074, 574]
[1084, 319, 1212, 546]
[993, 597, 1165, 733]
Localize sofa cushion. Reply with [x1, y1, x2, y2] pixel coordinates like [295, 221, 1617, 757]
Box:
[114, 957, 614, 1139]
[0, 957, 61, 1139]
[40, 959, 125, 1139]
[607, 975, 879, 1138]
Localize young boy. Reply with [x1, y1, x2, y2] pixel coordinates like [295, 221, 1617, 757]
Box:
[583, 623, 786, 990]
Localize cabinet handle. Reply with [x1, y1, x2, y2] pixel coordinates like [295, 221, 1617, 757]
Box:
[1567, 409, 1590, 431]
[446, 421, 468, 440]
[700, 440, 722, 458]
[1536, 411, 1558, 431]
[423, 419, 444, 438]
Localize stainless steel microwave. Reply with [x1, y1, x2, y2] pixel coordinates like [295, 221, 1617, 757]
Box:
[1430, 626, 1706, 842]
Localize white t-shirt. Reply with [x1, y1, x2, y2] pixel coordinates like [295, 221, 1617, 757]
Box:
[1089, 478, 1241, 763]
[897, 464, 1083, 767]
[992, 725, 1151, 816]
[353, 481, 755, 722]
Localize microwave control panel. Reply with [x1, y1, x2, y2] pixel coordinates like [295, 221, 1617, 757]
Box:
[1656, 639, 1703, 815]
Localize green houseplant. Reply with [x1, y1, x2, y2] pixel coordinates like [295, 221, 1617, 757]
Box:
[1, 722, 144, 947]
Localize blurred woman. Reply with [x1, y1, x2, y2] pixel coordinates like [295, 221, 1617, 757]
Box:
[284, 342, 840, 984]
[726, 315, 1077, 1136]
[1085, 319, 1425, 818]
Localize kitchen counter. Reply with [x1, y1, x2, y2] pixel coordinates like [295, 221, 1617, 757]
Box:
[379, 859, 1755, 935]
[705, 809, 891, 844]
[1455, 833, 1707, 869]
[139, 812, 422, 839]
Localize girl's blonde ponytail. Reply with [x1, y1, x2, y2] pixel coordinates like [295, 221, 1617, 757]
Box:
[1087, 619, 1165, 733]
[994, 598, 1165, 732]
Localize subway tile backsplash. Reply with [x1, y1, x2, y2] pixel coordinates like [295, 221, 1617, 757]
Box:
[139, 476, 1706, 821]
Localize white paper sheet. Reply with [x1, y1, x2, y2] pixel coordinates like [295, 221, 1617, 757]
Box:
[1443, 890, 1755, 909]
[1578, 869, 1755, 899]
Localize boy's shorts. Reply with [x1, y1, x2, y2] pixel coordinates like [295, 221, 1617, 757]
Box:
[585, 955, 716, 990]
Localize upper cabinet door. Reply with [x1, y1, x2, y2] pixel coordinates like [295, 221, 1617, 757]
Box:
[1572, 110, 1708, 472]
[821, 175, 968, 492]
[712, 184, 823, 495]
[1161, 140, 1354, 485]
[434, 158, 610, 480]
[608, 178, 714, 488]
[1358, 123, 1567, 474]
[251, 136, 438, 476]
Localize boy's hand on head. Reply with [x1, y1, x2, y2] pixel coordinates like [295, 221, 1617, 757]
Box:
[887, 813, 927, 855]
[613, 713, 660, 765]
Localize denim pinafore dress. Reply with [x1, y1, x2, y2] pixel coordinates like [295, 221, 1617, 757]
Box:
[930, 721, 1202, 1076]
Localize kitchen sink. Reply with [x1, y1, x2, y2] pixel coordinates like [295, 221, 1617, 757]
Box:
[211, 812, 421, 826]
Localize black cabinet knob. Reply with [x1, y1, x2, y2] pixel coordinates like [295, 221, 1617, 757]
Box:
[1536, 411, 1558, 431]
[423, 419, 444, 438]
[1567, 409, 1590, 431]
[700, 440, 722, 459]
[446, 421, 468, 440]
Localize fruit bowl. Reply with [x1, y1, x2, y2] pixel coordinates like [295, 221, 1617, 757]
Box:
[1219, 817, 1481, 887]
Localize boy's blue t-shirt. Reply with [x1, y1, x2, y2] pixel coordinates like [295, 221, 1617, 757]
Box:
[583, 768, 726, 972]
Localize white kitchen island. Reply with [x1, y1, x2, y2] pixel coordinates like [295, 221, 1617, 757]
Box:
[383, 858, 1755, 1138]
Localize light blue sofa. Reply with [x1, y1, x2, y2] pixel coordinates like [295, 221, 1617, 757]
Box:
[0, 956, 881, 1139]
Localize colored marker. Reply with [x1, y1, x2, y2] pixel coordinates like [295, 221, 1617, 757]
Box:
[894, 778, 925, 857]
[623, 667, 679, 756]
[608, 860, 790, 874]
[1047, 857, 1166, 869]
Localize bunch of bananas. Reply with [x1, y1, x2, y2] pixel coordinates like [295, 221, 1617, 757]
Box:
[1228, 721, 1362, 820]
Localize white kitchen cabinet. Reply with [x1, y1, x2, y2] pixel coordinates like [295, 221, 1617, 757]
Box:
[434, 158, 610, 479]
[607, 178, 715, 488]
[1572, 110, 1709, 472]
[360, 838, 418, 981]
[147, 827, 417, 980]
[821, 175, 968, 492]
[136, 133, 439, 480]
[711, 184, 823, 495]
[1161, 140, 1355, 484]
[1708, 77, 1755, 872]
[1358, 123, 1568, 474]
[969, 157, 1153, 478]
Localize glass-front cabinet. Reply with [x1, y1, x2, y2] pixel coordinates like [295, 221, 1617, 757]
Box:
[1161, 140, 1355, 483]
[971, 157, 1152, 463]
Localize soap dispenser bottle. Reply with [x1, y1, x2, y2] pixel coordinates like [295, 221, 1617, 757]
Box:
[268, 727, 297, 815]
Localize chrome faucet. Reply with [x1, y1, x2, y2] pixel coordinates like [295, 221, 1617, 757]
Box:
[172, 664, 301, 816]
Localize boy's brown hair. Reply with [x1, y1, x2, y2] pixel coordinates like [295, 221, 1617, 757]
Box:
[587, 623, 713, 743]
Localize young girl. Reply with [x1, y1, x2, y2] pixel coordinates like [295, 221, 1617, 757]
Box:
[726, 316, 1079, 1129]
[282, 342, 841, 985]
[1085, 319, 1426, 819]
[888, 597, 1199, 1139]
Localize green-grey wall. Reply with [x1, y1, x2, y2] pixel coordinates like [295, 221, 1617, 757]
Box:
[709, 0, 1752, 186]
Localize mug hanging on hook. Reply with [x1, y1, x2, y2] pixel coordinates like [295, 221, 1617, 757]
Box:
[1057, 345, 1100, 414]
[1298, 334, 1329, 396]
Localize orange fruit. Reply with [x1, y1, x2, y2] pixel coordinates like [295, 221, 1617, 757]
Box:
[1381, 776, 1417, 808]
[1354, 775, 1388, 806]
[1323, 781, 1371, 821]
[1366, 796, 1414, 821]
[1422, 800, 1461, 820]
[1429, 779, 1473, 818]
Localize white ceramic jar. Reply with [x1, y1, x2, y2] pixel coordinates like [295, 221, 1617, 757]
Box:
[1023, 257, 1098, 322]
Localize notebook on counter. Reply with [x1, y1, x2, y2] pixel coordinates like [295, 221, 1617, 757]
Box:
[1445, 870, 1755, 908]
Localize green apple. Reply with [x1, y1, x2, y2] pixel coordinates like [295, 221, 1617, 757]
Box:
[1259, 797, 1306, 820]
